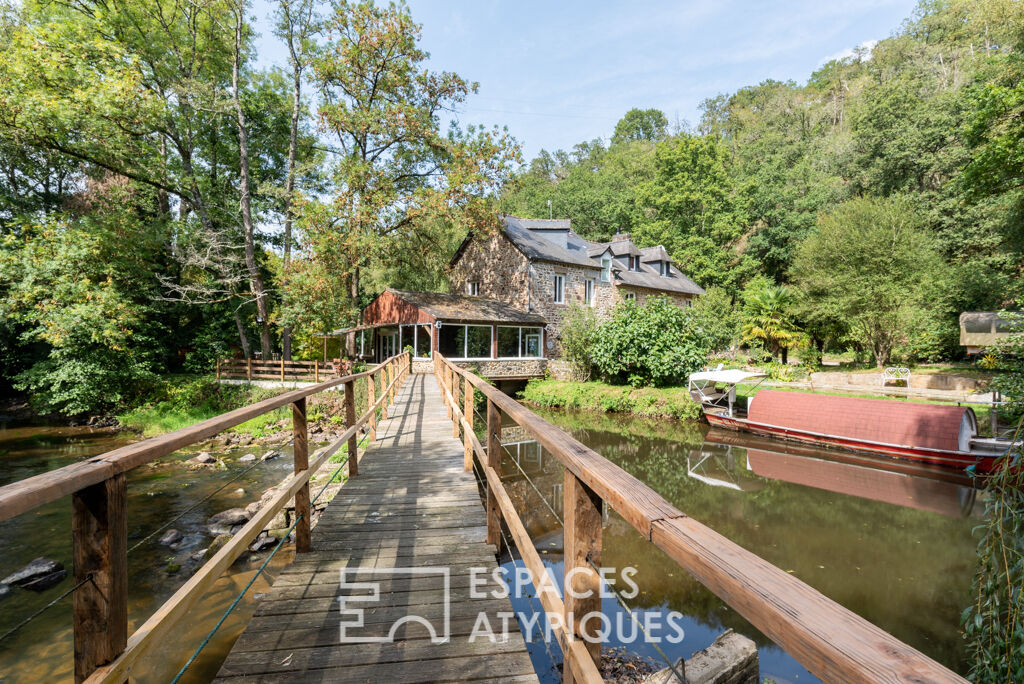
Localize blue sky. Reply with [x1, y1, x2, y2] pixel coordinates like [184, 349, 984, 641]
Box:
[253, 0, 920, 161]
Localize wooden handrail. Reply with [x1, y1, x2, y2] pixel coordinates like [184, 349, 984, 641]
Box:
[0, 352, 411, 683]
[433, 352, 967, 684]
[0, 360, 397, 523]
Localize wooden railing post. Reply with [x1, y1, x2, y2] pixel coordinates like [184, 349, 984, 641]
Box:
[486, 398, 502, 547]
[72, 474, 127, 683]
[446, 365, 453, 420]
[367, 372, 377, 442]
[216, 358, 221, 380]
[246, 357, 252, 381]
[463, 377, 474, 471]
[564, 472, 603, 681]
[381, 363, 390, 421]
[292, 398, 311, 553]
[452, 372, 461, 439]
[314, 360, 319, 383]
[345, 378, 358, 477]
[280, 358, 285, 382]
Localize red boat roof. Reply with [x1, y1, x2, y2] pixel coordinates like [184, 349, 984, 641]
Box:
[748, 391, 976, 453]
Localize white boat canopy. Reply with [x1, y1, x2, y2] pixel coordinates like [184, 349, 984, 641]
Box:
[688, 369, 766, 385]
[688, 369, 767, 417]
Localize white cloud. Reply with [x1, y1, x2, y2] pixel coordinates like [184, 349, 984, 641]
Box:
[819, 39, 879, 65]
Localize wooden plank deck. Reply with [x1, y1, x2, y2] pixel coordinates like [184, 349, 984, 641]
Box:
[214, 373, 539, 683]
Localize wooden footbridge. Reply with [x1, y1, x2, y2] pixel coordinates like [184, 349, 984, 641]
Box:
[0, 352, 970, 683]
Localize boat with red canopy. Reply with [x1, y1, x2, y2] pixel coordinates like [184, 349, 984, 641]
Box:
[689, 370, 1013, 473]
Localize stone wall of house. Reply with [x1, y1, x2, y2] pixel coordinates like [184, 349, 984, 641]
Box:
[449, 232, 530, 308]
[452, 358, 546, 378]
[529, 261, 604, 357]
[412, 359, 434, 374]
[617, 287, 695, 309]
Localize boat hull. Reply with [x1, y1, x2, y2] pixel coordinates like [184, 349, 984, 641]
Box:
[704, 411, 1000, 473]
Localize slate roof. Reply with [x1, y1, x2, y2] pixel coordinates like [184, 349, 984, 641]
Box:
[450, 214, 705, 297]
[500, 216, 599, 269]
[388, 289, 546, 325]
[613, 262, 705, 295]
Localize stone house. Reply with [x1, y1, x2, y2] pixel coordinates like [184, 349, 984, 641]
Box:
[449, 216, 704, 357]
[339, 216, 703, 380]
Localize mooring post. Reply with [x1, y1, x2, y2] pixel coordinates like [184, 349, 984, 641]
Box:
[564, 471, 603, 682]
[486, 398, 502, 546]
[345, 378, 358, 477]
[463, 377, 474, 471]
[292, 398, 311, 552]
[367, 372, 377, 442]
[72, 474, 128, 683]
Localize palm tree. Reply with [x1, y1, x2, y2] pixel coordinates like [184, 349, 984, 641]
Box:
[741, 284, 801, 363]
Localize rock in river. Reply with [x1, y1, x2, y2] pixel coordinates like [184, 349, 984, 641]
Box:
[208, 508, 250, 527]
[1, 557, 67, 592]
[238, 453, 256, 463]
[261, 450, 281, 462]
[0, 583, 11, 601]
[191, 452, 216, 465]
[159, 529, 183, 546]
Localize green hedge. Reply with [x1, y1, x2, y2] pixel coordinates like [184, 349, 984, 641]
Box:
[520, 379, 702, 421]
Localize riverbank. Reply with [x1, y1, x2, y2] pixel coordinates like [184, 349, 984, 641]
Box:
[522, 378, 998, 435]
[520, 379, 702, 420]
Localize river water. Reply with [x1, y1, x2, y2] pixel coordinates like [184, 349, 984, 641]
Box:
[0, 421, 302, 683]
[499, 408, 981, 683]
[0, 409, 981, 683]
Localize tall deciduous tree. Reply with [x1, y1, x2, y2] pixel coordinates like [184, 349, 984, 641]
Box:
[288, 0, 517, 343]
[792, 196, 949, 368]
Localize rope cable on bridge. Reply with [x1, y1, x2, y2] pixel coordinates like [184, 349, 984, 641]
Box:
[169, 514, 303, 684]
[0, 573, 94, 644]
[127, 442, 287, 555]
[500, 441, 563, 525]
[585, 556, 685, 682]
[485, 427, 684, 681]
[495, 517, 560, 673]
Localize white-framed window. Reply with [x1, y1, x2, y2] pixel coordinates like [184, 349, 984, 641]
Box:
[584, 279, 594, 306]
[553, 274, 564, 304]
[467, 281, 480, 296]
[601, 256, 611, 282]
[660, 261, 670, 277]
[628, 255, 640, 271]
[496, 326, 544, 358]
[624, 292, 636, 302]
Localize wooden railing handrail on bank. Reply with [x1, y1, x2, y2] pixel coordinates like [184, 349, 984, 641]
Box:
[432, 352, 967, 684]
[0, 352, 411, 684]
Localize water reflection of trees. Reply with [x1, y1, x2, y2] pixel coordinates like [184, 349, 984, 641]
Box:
[502, 409, 977, 670]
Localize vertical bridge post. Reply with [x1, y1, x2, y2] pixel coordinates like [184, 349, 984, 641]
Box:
[292, 398, 311, 553]
[485, 398, 502, 546]
[452, 371, 461, 439]
[367, 370, 376, 442]
[564, 472, 603, 682]
[72, 474, 127, 683]
[463, 377, 474, 471]
[345, 378, 358, 477]
[381, 362, 390, 421]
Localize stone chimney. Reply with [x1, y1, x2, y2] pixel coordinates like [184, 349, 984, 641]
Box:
[612, 233, 632, 242]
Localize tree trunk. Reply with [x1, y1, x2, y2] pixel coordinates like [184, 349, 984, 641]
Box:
[346, 264, 359, 357]
[233, 3, 272, 360]
[281, 19, 303, 361]
[781, 347, 788, 365]
[234, 310, 252, 359]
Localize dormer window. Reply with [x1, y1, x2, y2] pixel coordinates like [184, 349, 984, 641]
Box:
[629, 256, 641, 272]
[467, 281, 480, 296]
[601, 256, 611, 282]
[659, 261, 671, 277]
